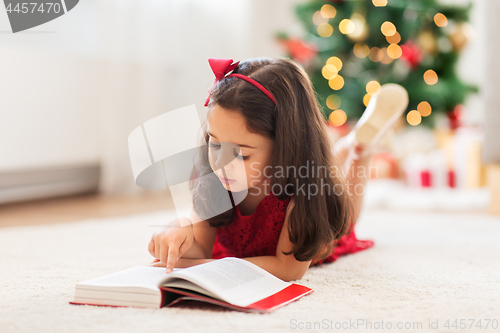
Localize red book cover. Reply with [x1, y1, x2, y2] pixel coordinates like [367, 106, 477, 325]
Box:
[159, 283, 313, 313]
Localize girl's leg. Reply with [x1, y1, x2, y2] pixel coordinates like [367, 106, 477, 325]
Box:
[332, 135, 374, 227]
[330, 84, 408, 228]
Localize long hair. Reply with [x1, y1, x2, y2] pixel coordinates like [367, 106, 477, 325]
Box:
[189, 57, 354, 262]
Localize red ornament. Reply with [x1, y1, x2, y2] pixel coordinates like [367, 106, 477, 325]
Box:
[448, 105, 463, 130]
[400, 41, 423, 70]
[278, 38, 318, 63]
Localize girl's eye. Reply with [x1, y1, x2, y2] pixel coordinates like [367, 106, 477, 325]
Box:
[233, 150, 250, 161]
[208, 141, 221, 149]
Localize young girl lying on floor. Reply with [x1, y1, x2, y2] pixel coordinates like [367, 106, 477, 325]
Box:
[149, 57, 408, 282]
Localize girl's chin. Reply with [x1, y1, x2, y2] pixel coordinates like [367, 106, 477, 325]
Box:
[221, 181, 249, 192]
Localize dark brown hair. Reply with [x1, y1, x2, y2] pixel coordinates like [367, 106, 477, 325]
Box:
[190, 57, 353, 262]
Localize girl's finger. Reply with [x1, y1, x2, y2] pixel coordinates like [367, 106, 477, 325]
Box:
[150, 258, 160, 264]
[150, 260, 167, 267]
[166, 246, 179, 273]
[148, 239, 156, 258]
[155, 239, 161, 260]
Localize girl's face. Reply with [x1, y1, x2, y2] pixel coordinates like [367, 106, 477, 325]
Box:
[206, 104, 274, 193]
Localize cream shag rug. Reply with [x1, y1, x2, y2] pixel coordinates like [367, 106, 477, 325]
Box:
[1, 208, 499, 333]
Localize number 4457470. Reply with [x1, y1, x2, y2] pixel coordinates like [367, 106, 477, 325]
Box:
[444, 319, 498, 330]
[6, 2, 62, 14]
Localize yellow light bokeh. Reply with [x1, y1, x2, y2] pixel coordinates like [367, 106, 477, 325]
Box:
[353, 43, 370, 58]
[372, 0, 388, 7]
[326, 94, 342, 110]
[339, 19, 355, 34]
[321, 4, 337, 19]
[387, 43, 402, 59]
[418, 101, 432, 117]
[322, 64, 338, 80]
[313, 11, 328, 25]
[407, 110, 422, 126]
[379, 47, 393, 64]
[366, 80, 381, 95]
[423, 69, 438, 85]
[381, 21, 397, 36]
[386, 31, 401, 44]
[327, 56, 343, 71]
[329, 75, 345, 90]
[434, 13, 448, 27]
[369, 47, 381, 62]
[363, 94, 371, 107]
[318, 23, 334, 37]
[329, 109, 347, 127]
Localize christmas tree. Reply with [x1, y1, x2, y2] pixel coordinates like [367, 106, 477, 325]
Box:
[276, 0, 477, 128]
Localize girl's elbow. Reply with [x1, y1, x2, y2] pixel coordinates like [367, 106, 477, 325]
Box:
[284, 266, 308, 282]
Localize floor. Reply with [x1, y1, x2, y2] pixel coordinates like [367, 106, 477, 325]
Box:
[0, 191, 175, 228]
[1, 199, 499, 333]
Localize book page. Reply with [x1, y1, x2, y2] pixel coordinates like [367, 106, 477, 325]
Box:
[161, 257, 291, 307]
[77, 266, 184, 293]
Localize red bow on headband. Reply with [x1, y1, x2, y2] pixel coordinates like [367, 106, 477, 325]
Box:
[204, 59, 239, 107]
[203, 58, 276, 107]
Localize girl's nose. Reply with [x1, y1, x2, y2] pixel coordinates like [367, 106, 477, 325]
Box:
[212, 142, 239, 171]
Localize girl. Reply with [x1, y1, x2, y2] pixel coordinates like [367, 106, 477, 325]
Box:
[148, 57, 408, 282]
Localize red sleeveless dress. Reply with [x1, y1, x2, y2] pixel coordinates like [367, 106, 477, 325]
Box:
[211, 191, 374, 266]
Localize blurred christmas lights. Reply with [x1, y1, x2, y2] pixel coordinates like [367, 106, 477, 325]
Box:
[339, 19, 355, 34]
[423, 69, 438, 85]
[320, 4, 336, 18]
[407, 110, 422, 126]
[326, 94, 341, 110]
[329, 109, 347, 126]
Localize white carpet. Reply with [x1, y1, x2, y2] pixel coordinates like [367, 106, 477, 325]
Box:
[1, 208, 499, 333]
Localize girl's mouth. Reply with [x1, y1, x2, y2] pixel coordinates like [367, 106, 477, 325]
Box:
[218, 175, 235, 185]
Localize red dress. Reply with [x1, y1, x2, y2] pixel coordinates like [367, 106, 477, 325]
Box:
[211, 191, 374, 266]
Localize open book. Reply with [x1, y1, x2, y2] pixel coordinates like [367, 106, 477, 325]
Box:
[70, 257, 313, 313]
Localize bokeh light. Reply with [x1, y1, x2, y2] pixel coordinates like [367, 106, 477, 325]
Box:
[339, 19, 355, 34]
[329, 109, 347, 127]
[329, 75, 344, 90]
[434, 13, 448, 27]
[379, 47, 393, 64]
[353, 43, 370, 58]
[423, 69, 438, 85]
[322, 64, 338, 79]
[321, 4, 337, 18]
[418, 101, 432, 117]
[387, 43, 402, 59]
[381, 21, 397, 36]
[386, 31, 401, 44]
[327, 56, 343, 71]
[366, 80, 381, 95]
[372, 0, 388, 7]
[363, 94, 371, 107]
[407, 110, 422, 126]
[313, 11, 328, 25]
[369, 47, 381, 62]
[318, 23, 334, 37]
[326, 94, 342, 110]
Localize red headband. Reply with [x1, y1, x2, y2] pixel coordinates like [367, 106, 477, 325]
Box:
[204, 58, 277, 107]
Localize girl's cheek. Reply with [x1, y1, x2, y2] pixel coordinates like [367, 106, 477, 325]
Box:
[246, 165, 265, 187]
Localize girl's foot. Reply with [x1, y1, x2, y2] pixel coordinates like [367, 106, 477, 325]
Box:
[347, 83, 409, 159]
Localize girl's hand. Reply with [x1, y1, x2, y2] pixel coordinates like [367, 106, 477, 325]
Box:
[148, 217, 194, 273]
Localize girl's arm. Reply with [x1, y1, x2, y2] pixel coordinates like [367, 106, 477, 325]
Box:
[172, 198, 311, 282]
[242, 198, 311, 282]
[178, 208, 217, 259]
